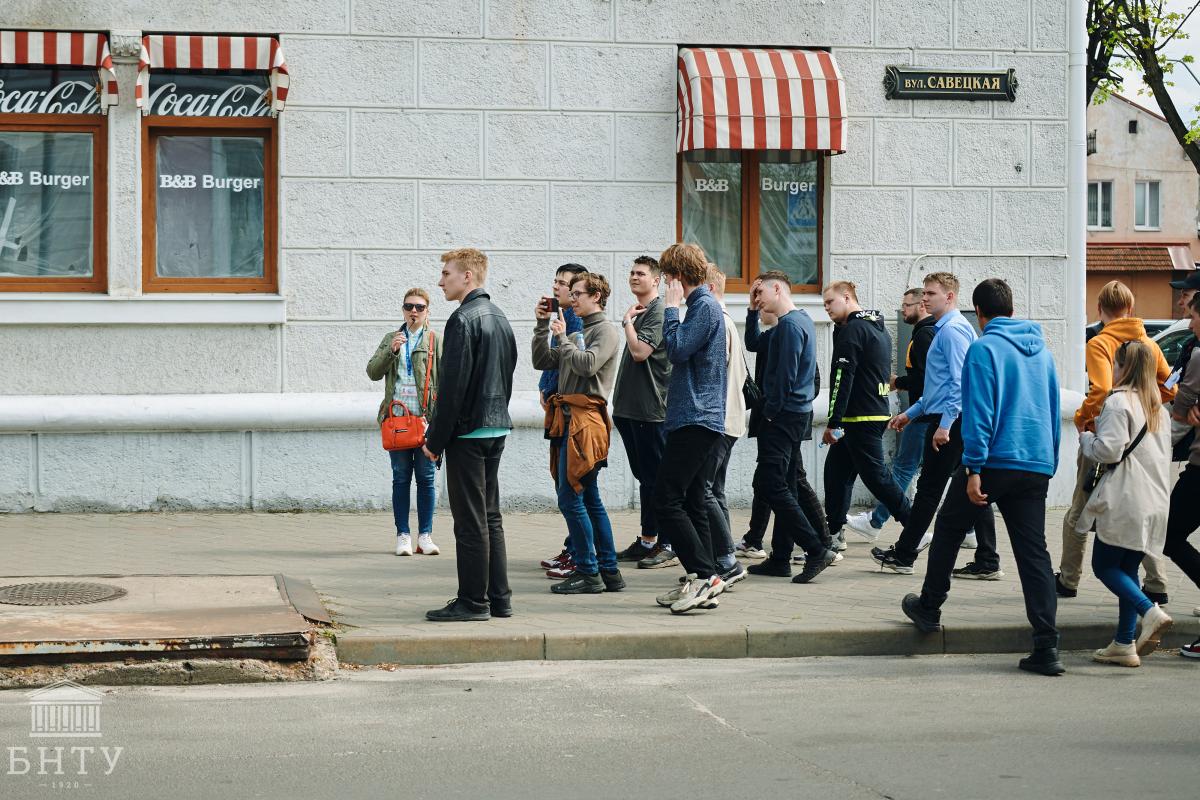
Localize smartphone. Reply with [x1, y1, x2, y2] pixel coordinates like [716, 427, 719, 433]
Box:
[541, 297, 559, 313]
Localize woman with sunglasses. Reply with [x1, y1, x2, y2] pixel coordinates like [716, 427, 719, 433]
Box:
[367, 288, 442, 556]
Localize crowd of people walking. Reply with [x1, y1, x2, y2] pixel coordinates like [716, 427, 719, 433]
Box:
[366, 244, 1200, 674]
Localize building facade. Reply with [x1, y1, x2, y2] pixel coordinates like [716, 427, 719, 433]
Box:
[1085, 93, 1199, 319]
[0, 1, 1081, 512]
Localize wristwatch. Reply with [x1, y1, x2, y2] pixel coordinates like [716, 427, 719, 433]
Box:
[622, 318, 632, 327]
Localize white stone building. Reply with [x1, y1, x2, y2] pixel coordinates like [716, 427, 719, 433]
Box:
[0, 1, 1087, 513]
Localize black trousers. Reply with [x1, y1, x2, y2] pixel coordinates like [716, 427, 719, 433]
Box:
[744, 447, 826, 551]
[753, 413, 825, 558]
[1163, 465, 1200, 590]
[654, 425, 722, 578]
[445, 437, 511, 612]
[894, 417, 998, 566]
[614, 416, 668, 545]
[921, 467, 1059, 650]
[704, 434, 738, 562]
[824, 421, 911, 533]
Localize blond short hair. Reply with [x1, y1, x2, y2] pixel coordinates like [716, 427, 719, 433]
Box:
[924, 271, 960, 295]
[1097, 280, 1135, 316]
[659, 243, 710, 287]
[705, 263, 727, 296]
[822, 280, 858, 301]
[403, 287, 431, 305]
[440, 248, 489, 285]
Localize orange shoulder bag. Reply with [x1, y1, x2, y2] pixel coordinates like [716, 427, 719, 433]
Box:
[381, 330, 435, 451]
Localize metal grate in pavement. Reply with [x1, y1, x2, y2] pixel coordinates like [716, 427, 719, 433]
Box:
[0, 581, 128, 606]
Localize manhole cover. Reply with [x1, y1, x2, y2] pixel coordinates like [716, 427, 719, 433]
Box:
[0, 581, 128, 606]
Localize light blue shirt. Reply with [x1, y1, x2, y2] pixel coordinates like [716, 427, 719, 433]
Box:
[904, 309, 976, 429]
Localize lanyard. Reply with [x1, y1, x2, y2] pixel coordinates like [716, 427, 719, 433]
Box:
[403, 328, 424, 376]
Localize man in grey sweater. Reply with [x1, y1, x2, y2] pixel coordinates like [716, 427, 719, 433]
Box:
[532, 272, 623, 595]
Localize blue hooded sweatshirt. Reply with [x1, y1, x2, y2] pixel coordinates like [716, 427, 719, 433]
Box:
[960, 316, 1060, 477]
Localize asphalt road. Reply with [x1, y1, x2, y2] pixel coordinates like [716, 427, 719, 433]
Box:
[0, 653, 1194, 799]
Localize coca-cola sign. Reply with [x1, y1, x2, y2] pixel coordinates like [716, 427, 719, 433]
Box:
[148, 71, 271, 117]
[0, 68, 101, 115]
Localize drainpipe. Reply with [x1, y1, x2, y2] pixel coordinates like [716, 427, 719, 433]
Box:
[1066, 0, 1088, 392]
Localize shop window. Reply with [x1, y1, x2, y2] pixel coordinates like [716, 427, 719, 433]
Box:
[0, 67, 108, 293]
[1087, 180, 1113, 229]
[678, 149, 823, 292]
[141, 71, 276, 293]
[1134, 180, 1160, 230]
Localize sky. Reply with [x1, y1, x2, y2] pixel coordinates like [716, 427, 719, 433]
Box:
[1110, 0, 1200, 128]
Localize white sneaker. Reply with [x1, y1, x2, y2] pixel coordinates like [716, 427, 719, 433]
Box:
[1193, 606, 1199, 618]
[917, 531, 933, 552]
[670, 575, 724, 614]
[831, 531, 848, 552]
[961, 531, 978, 549]
[1135, 604, 1173, 656]
[830, 551, 844, 565]
[845, 512, 881, 542]
[416, 533, 440, 555]
[736, 541, 767, 560]
[395, 534, 413, 556]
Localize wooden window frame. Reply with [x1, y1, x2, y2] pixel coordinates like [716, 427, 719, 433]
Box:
[141, 115, 278, 294]
[0, 113, 108, 293]
[676, 150, 825, 294]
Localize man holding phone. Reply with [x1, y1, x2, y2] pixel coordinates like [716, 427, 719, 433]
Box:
[537, 264, 588, 578]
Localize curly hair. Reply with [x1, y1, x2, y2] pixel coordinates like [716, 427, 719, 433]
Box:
[659, 243, 709, 287]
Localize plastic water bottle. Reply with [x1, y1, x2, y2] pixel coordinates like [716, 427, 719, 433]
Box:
[819, 428, 845, 448]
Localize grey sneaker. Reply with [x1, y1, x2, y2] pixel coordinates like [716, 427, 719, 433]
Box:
[831, 530, 848, 552]
[637, 543, 679, 569]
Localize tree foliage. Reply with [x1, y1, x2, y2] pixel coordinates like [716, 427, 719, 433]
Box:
[1088, 1, 1200, 173]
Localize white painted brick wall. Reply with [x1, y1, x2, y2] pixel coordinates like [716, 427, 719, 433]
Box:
[352, 111, 482, 178]
[486, 113, 614, 180]
[283, 180, 417, 248]
[0, 0, 1074, 512]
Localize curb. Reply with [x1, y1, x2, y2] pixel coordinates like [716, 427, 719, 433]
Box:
[335, 618, 1200, 666]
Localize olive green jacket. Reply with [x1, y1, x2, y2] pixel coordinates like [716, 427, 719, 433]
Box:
[366, 326, 441, 424]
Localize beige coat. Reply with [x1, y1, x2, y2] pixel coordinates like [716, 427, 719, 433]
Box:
[1076, 388, 1172, 556]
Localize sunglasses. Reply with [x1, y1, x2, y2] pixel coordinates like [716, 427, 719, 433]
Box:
[402, 303, 427, 312]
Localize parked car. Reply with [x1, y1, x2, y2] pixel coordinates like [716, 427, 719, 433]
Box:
[1153, 318, 1194, 366]
[1086, 319, 1179, 342]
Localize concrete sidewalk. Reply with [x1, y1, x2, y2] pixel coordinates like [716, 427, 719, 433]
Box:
[2, 509, 1197, 666]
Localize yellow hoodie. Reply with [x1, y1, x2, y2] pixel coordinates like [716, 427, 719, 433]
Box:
[1076, 317, 1175, 429]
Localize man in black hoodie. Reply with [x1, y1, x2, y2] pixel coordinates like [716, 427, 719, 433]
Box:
[821, 281, 912, 538]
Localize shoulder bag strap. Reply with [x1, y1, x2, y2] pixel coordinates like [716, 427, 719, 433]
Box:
[421, 330, 435, 411]
[1117, 423, 1149, 465]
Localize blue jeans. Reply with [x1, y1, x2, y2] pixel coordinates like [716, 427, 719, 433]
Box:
[556, 441, 617, 575]
[390, 447, 436, 535]
[871, 418, 931, 528]
[1092, 537, 1154, 645]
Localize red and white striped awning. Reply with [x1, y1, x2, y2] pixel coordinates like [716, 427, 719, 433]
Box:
[0, 30, 118, 112]
[136, 34, 290, 114]
[677, 47, 846, 153]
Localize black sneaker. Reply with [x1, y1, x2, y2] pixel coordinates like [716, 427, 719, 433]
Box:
[426, 599, 491, 622]
[875, 548, 915, 575]
[1054, 572, 1077, 598]
[1019, 647, 1065, 676]
[792, 549, 837, 584]
[952, 562, 1005, 580]
[870, 545, 890, 561]
[617, 540, 652, 562]
[637, 543, 679, 569]
[600, 569, 626, 592]
[720, 561, 747, 588]
[901, 593, 941, 633]
[551, 572, 605, 594]
[490, 600, 513, 618]
[747, 558, 792, 578]
[1142, 586, 1169, 606]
